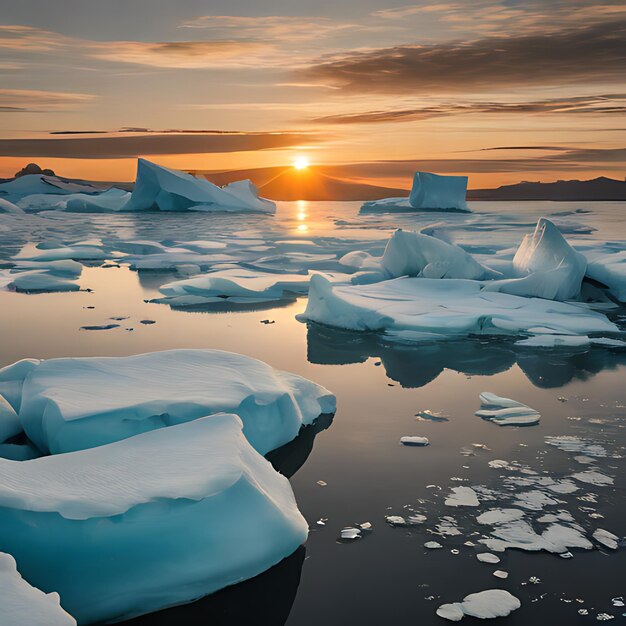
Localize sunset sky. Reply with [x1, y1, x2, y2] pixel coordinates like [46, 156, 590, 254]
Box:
[0, 0, 624, 188]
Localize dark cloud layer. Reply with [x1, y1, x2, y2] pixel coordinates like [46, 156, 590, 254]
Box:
[0, 132, 320, 159]
[305, 21, 626, 94]
[310, 95, 626, 124]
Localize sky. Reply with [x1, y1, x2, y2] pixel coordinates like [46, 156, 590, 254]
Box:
[0, 0, 624, 188]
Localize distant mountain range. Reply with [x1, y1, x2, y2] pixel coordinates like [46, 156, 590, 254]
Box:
[198, 166, 407, 201]
[467, 176, 626, 201]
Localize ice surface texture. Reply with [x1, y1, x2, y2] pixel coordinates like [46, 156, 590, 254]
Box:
[300, 274, 618, 341]
[0, 414, 308, 623]
[10, 349, 336, 455]
[0, 552, 76, 626]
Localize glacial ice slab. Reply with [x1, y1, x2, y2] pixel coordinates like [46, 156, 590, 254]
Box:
[16, 349, 336, 455]
[0, 552, 75, 626]
[122, 159, 276, 213]
[360, 172, 469, 213]
[0, 414, 308, 623]
[299, 274, 618, 340]
[483, 218, 587, 300]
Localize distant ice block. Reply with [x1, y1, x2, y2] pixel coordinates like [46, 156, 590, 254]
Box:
[484, 218, 587, 300]
[360, 172, 469, 213]
[0, 174, 101, 201]
[0, 414, 308, 623]
[122, 159, 276, 213]
[0, 552, 75, 626]
[15, 349, 336, 455]
[299, 274, 618, 341]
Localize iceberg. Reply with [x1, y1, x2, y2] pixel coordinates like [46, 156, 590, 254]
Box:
[483, 218, 587, 300]
[0, 414, 308, 623]
[437, 590, 521, 621]
[0, 552, 75, 626]
[15, 349, 336, 455]
[360, 172, 469, 213]
[121, 159, 276, 213]
[0, 394, 21, 443]
[299, 274, 619, 340]
[0, 198, 24, 214]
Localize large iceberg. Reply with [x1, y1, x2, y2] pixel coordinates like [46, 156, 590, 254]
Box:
[360, 171, 469, 213]
[0, 414, 308, 623]
[121, 159, 276, 213]
[0, 552, 76, 626]
[14, 349, 336, 455]
[484, 218, 587, 300]
[299, 274, 619, 341]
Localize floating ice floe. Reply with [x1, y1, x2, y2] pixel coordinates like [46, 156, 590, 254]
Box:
[476, 392, 541, 426]
[544, 436, 610, 458]
[0, 552, 75, 626]
[300, 275, 618, 342]
[122, 159, 276, 213]
[400, 436, 429, 446]
[361, 172, 469, 214]
[436, 589, 521, 622]
[445, 486, 480, 507]
[571, 470, 614, 486]
[155, 268, 353, 306]
[592, 529, 619, 550]
[11, 349, 336, 455]
[0, 414, 308, 623]
[424, 541, 443, 549]
[476, 553, 500, 564]
[483, 218, 587, 301]
[583, 247, 626, 303]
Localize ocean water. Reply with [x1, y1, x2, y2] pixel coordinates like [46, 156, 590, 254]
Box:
[0, 201, 625, 625]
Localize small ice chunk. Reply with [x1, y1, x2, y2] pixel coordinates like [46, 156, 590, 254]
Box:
[479, 392, 526, 408]
[400, 436, 430, 446]
[477, 508, 524, 525]
[340, 527, 361, 540]
[571, 471, 614, 486]
[385, 515, 406, 526]
[592, 529, 619, 550]
[424, 541, 443, 549]
[445, 486, 480, 507]
[437, 590, 521, 621]
[476, 553, 500, 564]
[493, 570, 509, 579]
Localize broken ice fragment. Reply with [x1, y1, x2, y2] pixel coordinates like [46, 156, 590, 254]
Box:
[445, 486, 479, 507]
[400, 436, 429, 446]
[340, 527, 361, 541]
[436, 590, 521, 621]
[476, 553, 501, 564]
[593, 529, 619, 550]
[424, 541, 443, 549]
[571, 470, 614, 486]
[492, 570, 509, 579]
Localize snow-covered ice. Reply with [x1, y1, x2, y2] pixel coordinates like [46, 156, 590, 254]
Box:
[437, 590, 520, 621]
[592, 529, 619, 550]
[445, 486, 480, 507]
[0, 552, 76, 626]
[0, 414, 308, 623]
[300, 274, 618, 340]
[13, 349, 336, 455]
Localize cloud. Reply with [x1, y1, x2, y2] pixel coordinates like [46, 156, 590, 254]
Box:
[309, 94, 626, 124]
[0, 132, 323, 159]
[178, 15, 363, 42]
[0, 89, 96, 112]
[89, 40, 275, 69]
[304, 20, 626, 94]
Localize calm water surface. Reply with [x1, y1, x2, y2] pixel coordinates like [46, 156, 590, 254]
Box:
[0, 201, 624, 625]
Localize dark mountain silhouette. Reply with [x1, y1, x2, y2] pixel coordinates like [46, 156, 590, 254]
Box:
[468, 176, 626, 201]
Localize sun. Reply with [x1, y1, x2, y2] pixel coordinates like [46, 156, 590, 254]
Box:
[293, 156, 309, 170]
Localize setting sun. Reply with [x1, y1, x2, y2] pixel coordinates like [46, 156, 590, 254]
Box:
[293, 156, 309, 170]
